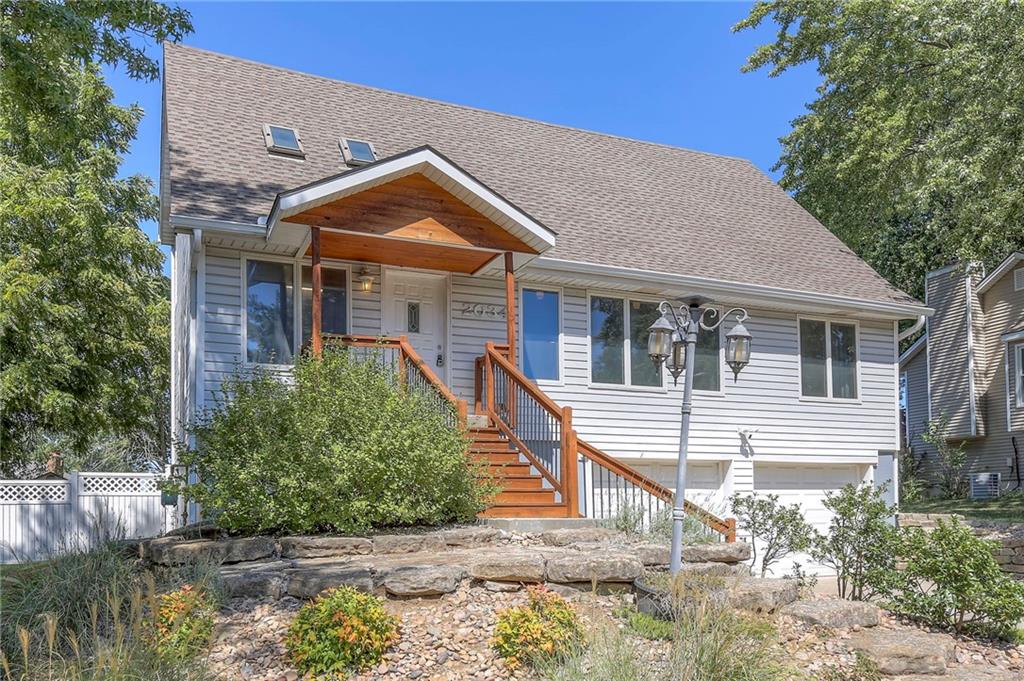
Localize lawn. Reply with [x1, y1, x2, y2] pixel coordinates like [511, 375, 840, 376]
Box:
[901, 493, 1024, 522]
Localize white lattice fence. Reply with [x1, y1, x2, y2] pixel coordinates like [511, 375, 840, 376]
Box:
[0, 472, 174, 563]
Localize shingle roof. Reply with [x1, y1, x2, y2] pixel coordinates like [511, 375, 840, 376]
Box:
[163, 43, 918, 306]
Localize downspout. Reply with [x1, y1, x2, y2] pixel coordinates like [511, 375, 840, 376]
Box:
[897, 315, 926, 343]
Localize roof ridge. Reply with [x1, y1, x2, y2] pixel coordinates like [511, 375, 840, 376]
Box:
[164, 42, 755, 167]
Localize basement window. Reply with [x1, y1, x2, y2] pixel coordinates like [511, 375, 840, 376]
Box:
[263, 124, 304, 157]
[340, 137, 377, 166]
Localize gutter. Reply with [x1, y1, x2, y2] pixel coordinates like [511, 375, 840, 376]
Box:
[897, 315, 926, 342]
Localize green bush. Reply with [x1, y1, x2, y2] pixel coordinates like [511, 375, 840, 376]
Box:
[614, 606, 674, 641]
[174, 347, 495, 534]
[493, 586, 584, 669]
[285, 587, 399, 677]
[730, 493, 815, 577]
[149, 584, 216, 661]
[871, 519, 1024, 638]
[811, 484, 897, 600]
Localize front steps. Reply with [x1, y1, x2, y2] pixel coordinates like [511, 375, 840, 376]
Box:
[469, 423, 572, 518]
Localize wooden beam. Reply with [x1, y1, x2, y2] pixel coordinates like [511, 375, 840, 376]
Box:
[505, 252, 516, 367]
[312, 231, 496, 273]
[311, 226, 322, 357]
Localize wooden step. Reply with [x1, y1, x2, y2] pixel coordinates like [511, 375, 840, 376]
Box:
[469, 430, 505, 442]
[468, 442, 514, 453]
[473, 452, 521, 465]
[494, 475, 543, 490]
[478, 503, 571, 518]
[483, 463, 531, 476]
[494, 489, 556, 504]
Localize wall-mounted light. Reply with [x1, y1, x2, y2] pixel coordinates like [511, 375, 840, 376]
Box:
[358, 267, 374, 293]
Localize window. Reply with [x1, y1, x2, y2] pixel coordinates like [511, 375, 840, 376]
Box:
[590, 295, 663, 387]
[301, 266, 348, 347]
[263, 124, 304, 156]
[340, 138, 377, 166]
[799, 318, 858, 399]
[693, 315, 722, 392]
[407, 302, 420, 333]
[246, 260, 295, 364]
[522, 288, 560, 381]
[1016, 344, 1024, 407]
[1015, 268, 1024, 292]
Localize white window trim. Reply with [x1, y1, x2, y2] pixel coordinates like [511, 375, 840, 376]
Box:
[1015, 343, 1024, 409]
[518, 285, 564, 386]
[241, 254, 352, 367]
[796, 316, 862, 403]
[586, 290, 667, 392]
[899, 369, 909, 448]
[262, 124, 305, 158]
[1015, 268, 1024, 292]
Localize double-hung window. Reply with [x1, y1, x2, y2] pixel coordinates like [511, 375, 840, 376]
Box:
[1015, 344, 1024, 408]
[521, 288, 560, 381]
[245, 258, 349, 365]
[589, 296, 662, 388]
[799, 318, 858, 399]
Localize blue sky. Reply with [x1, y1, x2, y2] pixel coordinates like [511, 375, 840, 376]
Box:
[104, 2, 818, 271]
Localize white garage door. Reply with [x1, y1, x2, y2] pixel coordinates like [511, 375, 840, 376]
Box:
[752, 463, 863, 575]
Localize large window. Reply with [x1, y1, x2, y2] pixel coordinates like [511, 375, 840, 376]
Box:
[521, 288, 560, 381]
[246, 259, 349, 365]
[301, 266, 348, 347]
[799, 318, 858, 399]
[246, 260, 295, 364]
[590, 296, 662, 387]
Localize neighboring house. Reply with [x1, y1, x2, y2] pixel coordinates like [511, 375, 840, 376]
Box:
[900, 254, 1024, 494]
[162, 44, 928, 550]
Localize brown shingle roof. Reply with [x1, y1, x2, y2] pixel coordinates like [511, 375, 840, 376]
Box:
[163, 43, 917, 306]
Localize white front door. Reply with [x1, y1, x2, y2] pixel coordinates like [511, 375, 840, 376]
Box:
[383, 270, 448, 381]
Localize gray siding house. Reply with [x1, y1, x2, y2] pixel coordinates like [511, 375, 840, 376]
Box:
[901, 253, 1024, 493]
[163, 45, 929, 562]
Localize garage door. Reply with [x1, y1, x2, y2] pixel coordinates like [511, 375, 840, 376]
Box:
[753, 463, 863, 575]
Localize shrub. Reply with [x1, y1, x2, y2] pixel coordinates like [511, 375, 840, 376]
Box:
[493, 586, 584, 669]
[285, 587, 399, 677]
[173, 348, 495, 534]
[730, 493, 814, 577]
[921, 416, 968, 498]
[811, 483, 897, 600]
[149, 584, 216, 661]
[607, 497, 722, 545]
[898, 444, 928, 504]
[871, 519, 1024, 638]
[614, 606, 674, 641]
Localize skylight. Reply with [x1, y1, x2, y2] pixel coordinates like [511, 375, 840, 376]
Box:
[340, 138, 377, 166]
[263, 124, 304, 157]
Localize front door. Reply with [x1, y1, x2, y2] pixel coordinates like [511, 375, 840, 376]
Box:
[383, 270, 448, 382]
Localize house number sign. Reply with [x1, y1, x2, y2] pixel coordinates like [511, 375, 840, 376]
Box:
[456, 303, 506, 320]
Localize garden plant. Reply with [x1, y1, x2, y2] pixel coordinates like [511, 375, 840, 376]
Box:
[730, 492, 814, 577]
[493, 586, 584, 669]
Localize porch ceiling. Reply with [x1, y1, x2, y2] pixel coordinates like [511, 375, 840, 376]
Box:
[309, 229, 499, 273]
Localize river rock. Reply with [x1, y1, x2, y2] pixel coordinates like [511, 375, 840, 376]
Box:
[279, 536, 372, 559]
[781, 599, 881, 628]
[384, 566, 466, 597]
[469, 552, 546, 582]
[545, 553, 642, 583]
[848, 629, 955, 676]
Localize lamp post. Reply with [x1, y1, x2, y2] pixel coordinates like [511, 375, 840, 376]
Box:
[648, 298, 752, 573]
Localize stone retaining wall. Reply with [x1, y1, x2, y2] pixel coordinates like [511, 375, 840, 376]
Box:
[897, 513, 1024, 580]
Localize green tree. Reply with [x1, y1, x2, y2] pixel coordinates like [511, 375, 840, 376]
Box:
[0, 1, 192, 474]
[736, 1, 1024, 299]
[730, 492, 814, 578]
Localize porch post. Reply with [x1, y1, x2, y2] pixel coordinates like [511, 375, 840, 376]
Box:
[504, 252, 516, 366]
[311, 226, 323, 357]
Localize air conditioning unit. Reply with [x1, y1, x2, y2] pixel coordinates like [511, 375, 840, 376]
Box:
[969, 472, 1001, 500]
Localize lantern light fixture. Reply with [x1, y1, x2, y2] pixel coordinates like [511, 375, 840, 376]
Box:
[358, 267, 374, 293]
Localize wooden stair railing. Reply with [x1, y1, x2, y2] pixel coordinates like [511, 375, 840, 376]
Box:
[476, 341, 736, 542]
[324, 334, 468, 428]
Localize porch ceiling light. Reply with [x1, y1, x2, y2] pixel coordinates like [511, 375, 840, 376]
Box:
[725, 320, 752, 381]
[358, 267, 374, 293]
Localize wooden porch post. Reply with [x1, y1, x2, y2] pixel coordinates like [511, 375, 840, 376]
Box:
[504, 252, 516, 366]
[311, 226, 323, 357]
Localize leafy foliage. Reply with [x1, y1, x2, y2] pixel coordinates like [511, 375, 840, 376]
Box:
[493, 586, 584, 669]
[614, 606, 674, 641]
[149, 585, 215, 661]
[285, 587, 399, 677]
[871, 519, 1024, 638]
[898, 444, 929, 505]
[730, 493, 814, 577]
[921, 416, 968, 498]
[811, 484, 898, 600]
[606, 501, 718, 545]
[173, 349, 494, 534]
[0, 1, 193, 474]
[735, 1, 1024, 299]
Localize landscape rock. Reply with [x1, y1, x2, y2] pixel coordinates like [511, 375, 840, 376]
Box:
[372, 534, 446, 554]
[482, 580, 521, 592]
[220, 561, 289, 599]
[676, 561, 749, 579]
[545, 553, 643, 583]
[469, 552, 546, 582]
[901, 667, 1021, 681]
[848, 629, 955, 676]
[729, 578, 798, 614]
[279, 536, 371, 558]
[681, 541, 751, 564]
[781, 599, 881, 628]
[285, 563, 374, 598]
[384, 566, 466, 597]
[635, 543, 670, 566]
[147, 536, 276, 565]
[539, 527, 620, 546]
[441, 527, 501, 547]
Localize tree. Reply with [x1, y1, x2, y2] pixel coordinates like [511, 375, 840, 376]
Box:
[735, 1, 1024, 299]
[0, 1, 192, 474]
[921, 415, 969, 498]
[730, 492, 814, 577]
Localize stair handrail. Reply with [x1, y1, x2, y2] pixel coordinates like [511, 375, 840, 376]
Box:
[326, 334, 468, 427]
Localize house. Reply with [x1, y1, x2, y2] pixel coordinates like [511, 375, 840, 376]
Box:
[900, 253, 1024, 495]
[162, 44, 929, 552]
